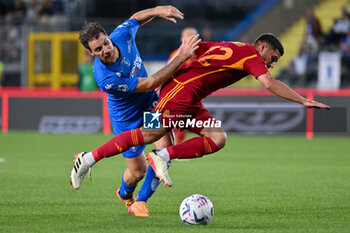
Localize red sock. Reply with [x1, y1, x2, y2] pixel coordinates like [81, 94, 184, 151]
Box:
[92, 129, 144, 162]
[175, 130, 186, 144]
[167, 137, 218, 160]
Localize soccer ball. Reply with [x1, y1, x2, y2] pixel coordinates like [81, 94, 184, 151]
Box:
[179, 194, 214, 225]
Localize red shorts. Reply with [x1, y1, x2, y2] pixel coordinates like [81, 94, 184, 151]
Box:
[153, 81, 221, 135]
[153, 102, 215, 135]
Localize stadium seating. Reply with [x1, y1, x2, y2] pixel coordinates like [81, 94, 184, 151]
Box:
[271, 0, 348, 78]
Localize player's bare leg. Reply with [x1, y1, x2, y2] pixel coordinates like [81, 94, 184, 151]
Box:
[129, 131, 173, 216]
[116, 153, 147, 209]
[154, 130, 174, 148]
[199, 127, 227, 150]
[129, 132, 173, 216]
[141, 127, 169, 144]
[124, 154, 148, 186]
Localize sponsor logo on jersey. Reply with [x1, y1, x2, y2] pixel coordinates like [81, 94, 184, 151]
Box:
[131, 55, 142, 77]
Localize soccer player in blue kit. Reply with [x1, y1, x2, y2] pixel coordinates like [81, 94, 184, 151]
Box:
[71, 6, 201, 217]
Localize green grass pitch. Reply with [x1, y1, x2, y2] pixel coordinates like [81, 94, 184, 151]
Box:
[0, 132, 349, 233]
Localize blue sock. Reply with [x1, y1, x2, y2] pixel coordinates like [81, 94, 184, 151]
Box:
[119, 173, 136, 200]
[136, 165, 160, 202]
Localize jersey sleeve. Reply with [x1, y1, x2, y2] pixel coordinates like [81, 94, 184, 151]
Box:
[110, 19, 139, 42]
[243, 56, 270, 78]
[98, 74, 139, 96]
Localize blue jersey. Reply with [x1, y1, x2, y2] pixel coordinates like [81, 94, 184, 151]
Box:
[94, 19, 157, 123]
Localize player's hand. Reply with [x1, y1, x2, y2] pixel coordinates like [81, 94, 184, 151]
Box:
[177, 34, 201, 61]
[155, 5, 184, 23]
[303, 99, 331, 110]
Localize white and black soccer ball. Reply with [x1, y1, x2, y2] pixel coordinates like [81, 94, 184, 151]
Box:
[179, 194, 214, 225]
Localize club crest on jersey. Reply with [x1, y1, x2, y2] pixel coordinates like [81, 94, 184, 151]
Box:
[121, 57, 130, 67]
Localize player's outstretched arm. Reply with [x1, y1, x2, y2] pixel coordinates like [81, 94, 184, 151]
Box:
[257, 73, 331, 109]
[134, 34, 201, 92]
[130, 5, 184, 26]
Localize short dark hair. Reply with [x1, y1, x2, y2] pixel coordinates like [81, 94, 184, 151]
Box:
[254, 33, 284, 56]
[79, 22, 108, 50]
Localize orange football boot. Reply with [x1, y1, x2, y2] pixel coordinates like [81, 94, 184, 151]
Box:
[128, 201, 150, 217]
[115, 187, 136, 209]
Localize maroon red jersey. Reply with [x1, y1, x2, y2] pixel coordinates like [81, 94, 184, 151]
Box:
[155, 41, 269, 113]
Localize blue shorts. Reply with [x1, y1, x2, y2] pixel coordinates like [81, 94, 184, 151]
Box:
[110, 95, 158, 158]
[111, 118, 145, 158]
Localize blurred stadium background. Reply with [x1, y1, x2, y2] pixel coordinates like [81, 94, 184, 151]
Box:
[0, 0, 349, 135]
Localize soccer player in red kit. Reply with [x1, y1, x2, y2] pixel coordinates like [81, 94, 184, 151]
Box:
[74, 34, 330, 188]
[167, 27, 198, 144]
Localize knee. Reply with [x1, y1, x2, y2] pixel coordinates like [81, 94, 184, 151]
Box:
[141, 131, 157, 144]
[214, 131, 227, 149]
[141, 128, 167, 144]
[131, 169, 146, 182]
[202, 129, 227, 150]
[129, 162, 147, 182]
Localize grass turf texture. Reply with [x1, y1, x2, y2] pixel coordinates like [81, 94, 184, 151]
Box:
[0, 132, 349, 233]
